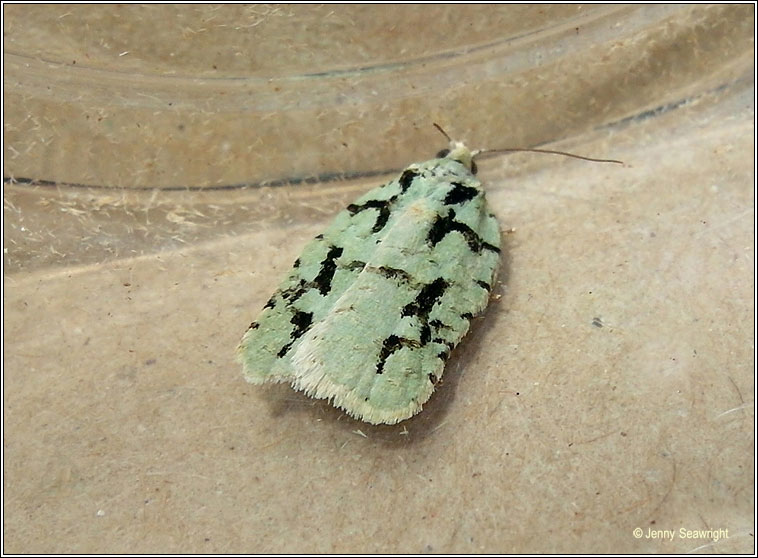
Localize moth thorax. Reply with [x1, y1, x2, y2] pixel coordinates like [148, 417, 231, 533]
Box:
[447, 141, 474, 171]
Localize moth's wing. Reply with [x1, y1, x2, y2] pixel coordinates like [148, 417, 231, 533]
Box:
[288, 160, 501, 424]
[237, 172, 405, 384]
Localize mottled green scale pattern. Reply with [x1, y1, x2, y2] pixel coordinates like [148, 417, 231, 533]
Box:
[238, 144, 500, 424]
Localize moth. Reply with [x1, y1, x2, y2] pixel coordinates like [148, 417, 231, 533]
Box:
[238, 127, 500, 424]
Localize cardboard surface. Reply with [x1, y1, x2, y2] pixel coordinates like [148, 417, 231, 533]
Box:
[3, 4, 754, 553]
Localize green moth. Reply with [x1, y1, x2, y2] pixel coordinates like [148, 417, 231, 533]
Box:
[237, 134, 501, 425]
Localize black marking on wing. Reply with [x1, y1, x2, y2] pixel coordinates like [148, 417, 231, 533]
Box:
[373, 266, 414, 282]
[443, 182, 480, 205]
[291, 310, 313, 335]
[277, 310, 314, 357]
[280, 278, 308, 303]
[398, 169, 419, 193]
[461, 312, 474, 320]
[401, 277, 449, 348]
[267, 248, 372, 358]
[376, 334, 420, 374]
[293, 258, 301, 268]
[420, 323, 432, 344]
[402, 278, 449, 319]
[313, 245, 343, 295]
[248, 321, 260, 330]
[344, 260, 367, 271]
[434, 337, 456, 362]
[427, 209, 500, 254]
[263, 296, 277, 309]
[476, 279, 491, 291]
[279, 245, 345, 303]
[347, 199, 393, 233]
[433, 337, 455, 349]
[482, 241, 499, 253]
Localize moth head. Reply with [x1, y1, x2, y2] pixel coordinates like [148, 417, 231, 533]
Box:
[447, 141, 479, 174]
[433, 124, 479, 174]
[432, 122, 624, 176]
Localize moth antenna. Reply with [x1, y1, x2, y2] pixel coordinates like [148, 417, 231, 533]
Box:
[432, 122, 453, 143]
[477, 147, 624, 166]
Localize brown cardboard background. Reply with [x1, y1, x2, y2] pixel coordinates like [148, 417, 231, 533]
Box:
[3, 4, 754, 553]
